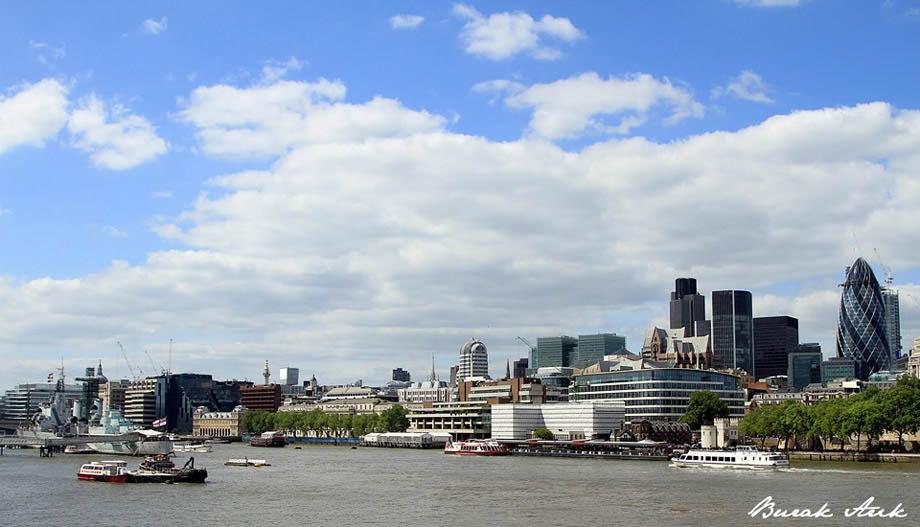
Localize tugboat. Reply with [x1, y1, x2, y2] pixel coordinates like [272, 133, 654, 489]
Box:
[77, 460, 129, 482]
[126, 454, 208, 483]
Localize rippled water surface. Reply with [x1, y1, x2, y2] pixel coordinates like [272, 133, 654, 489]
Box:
[1, 445, 917, 526]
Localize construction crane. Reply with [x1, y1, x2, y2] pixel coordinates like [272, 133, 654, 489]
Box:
[516, 336, 536, 352]
[117, 341, 142, 380]
[144, 348, 165, 375]
[874, 248, 894, 287]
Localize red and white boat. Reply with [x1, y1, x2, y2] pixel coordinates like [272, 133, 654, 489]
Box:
[77, 460, 128, 483]
[444, 439, 510, 456]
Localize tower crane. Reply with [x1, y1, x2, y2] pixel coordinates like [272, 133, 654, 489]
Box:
[144, 348, 165, 375]
[516, 336, 537, 353]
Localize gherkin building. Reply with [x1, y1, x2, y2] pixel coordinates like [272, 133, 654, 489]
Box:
[837, 257, 890, 379]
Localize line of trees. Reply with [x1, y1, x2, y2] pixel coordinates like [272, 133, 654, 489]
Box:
[241, 406, 410, 438]
[739, 376, 920, 452]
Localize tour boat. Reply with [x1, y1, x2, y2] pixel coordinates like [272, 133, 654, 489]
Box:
[444, 439, 510, 456]
[173, 442, 212, 453]
[671, 446, 789, 469]
[77, 460, 129, 482]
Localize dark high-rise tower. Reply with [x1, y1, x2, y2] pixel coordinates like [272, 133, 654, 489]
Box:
[711, 290, 754, 375]
[670, 278, 706, 337]
[753, 316, 799, 379]
[838, 258, 890, 379]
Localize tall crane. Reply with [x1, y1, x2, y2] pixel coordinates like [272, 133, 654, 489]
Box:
[144, 348, 165, 375]
[516, 336, 537, 369]
[117, 341, 141, 380]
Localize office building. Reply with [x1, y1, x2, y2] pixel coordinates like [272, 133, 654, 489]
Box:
[457, 339, 490, 381]
[391, 368, 410, 382]
[670, 278, 706, 337]
[822, 357, 857, 383]
[491, 401, 626, 440]
[575, 333, 627, 365]
[407, 401, 492, 440]
[570, 356, 745, 422]
[535, 336, 578, 369]
[837, 257, 890, 379]
[124, 377, 166, 428]
[512, 358, 528, 379]
[881, 283, 901, 361]
[712, 290, 754, 375]
[788, 344, 823, 390]
[753, 316, 799, 379]
[193, 405, 246, 438]
[0, 382, 81, 424]
[240, 384, 282, 412]
[280, 367, 300, 386]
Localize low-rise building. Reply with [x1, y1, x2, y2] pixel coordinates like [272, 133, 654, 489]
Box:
[317, 397, 394, 415]
[192, 405, 246, 437]
[701, 417, 741, 448]
[490, 401, 625, 440]
[749, 391, 803, 408]
[407, 401, 491, 440]
[398, 380, 452, 404]
[625, 420, 691, 444]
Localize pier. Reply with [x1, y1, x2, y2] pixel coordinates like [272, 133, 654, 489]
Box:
[499, 439, 671, 461]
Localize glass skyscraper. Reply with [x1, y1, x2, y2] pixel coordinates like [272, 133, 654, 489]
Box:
[837, 257, 890, 379]
[711, 290, 754, 375]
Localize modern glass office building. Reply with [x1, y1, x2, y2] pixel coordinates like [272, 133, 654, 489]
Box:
[571, 365, 745, 422]
[535, 336, 578, 368]
[575, 333, 627, 364]
[753, 316, 799, 379]
[711, 290, 754, 375]
[837, 258, 890, 379]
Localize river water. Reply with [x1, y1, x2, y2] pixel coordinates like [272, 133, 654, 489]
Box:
[0, 444, 916, 527]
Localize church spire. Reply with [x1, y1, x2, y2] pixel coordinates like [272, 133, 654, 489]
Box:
[505, 358, 511, 380]
[429, 355, 437, 383]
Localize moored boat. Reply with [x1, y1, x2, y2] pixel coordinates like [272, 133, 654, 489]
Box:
[173, 442, 212, 453]
[250, 431, 286, 447]
[77, 460, 129, 482]
[671, 445, 789, 469]
[225, 457, 270, 467]
[444, 439, 510, 456]
[125, 454, 208, 483]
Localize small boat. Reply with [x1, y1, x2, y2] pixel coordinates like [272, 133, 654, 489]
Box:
[225, 458, 270, 467]
[126, 454, 208, 483]
[77, 460, 129, 483]
[444, 439, 510, 456]
[671, 446, 789, 469]
[173, 442, 212, 453]
[250, 431, 286, 447]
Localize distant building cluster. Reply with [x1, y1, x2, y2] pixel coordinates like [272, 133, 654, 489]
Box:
[0, 256, 914, 445]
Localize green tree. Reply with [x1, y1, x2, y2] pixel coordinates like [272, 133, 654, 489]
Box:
[880, 376, 920, 451]
[379, 405, 409, 432]
[679, 390, 729, 429]
[781, 401, 812, 451]
[533, 427, 554, 440]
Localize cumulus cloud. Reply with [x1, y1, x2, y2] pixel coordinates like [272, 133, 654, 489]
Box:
[178, 78, 446, 158]
[479, 72, 703, 139]
[390, 14, 424, 30]
[67, 94, 168, 170]
[3, 101, 920, 389]
[140, 17, 168, 35]
[453, 3, 584, 60]
[0, 78, 70, 155]
[712, 70, 774, 103]
[259, 57, 304, 85]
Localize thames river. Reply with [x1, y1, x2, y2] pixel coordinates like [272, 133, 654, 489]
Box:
[0, 444, 917, 526]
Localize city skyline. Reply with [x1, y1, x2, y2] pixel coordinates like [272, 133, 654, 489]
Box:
[2, 2, 920, 389]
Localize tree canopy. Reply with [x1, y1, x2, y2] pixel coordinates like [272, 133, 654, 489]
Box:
[679, 390, 729, 429]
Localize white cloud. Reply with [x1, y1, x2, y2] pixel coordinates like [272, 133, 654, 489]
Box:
[390, 14, 424, 30]
[712, 70, 774, 104]
[29, 40, 66, 66]
[734, 0, 801, 6]
[453, 4, 585, 61]
[103, 225, 128, 238]
[259, 57, 304, 85]
[3, 101, 920, 389]
[0, 78, 70, 155]
[141, 17, 168, 36]
[67, 94, 168, 170]
[178, 78, 446, 158]
[484, 72, 703, 139]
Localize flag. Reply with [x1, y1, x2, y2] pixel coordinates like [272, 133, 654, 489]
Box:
[47, 373, 54, 382]
[152, 417, 167, 428]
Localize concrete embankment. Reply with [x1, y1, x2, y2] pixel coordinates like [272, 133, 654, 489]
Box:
[788, 451, 920, 463]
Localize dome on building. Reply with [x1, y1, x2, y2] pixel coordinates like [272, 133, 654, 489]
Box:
[837, 257, 890, 379]
[458, 338, 489, 381]
[460, 339, 487, 355]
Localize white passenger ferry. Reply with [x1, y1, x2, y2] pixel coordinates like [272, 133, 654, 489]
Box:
[444, 439, 510, 456]
[671, 446, 789, 469]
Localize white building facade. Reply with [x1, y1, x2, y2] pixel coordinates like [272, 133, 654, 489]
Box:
[490, 401, 626, 440]
[458, 339, 489, 381]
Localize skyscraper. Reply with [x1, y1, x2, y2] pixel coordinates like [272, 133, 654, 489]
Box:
[788, 343, 823, 390]
[536, 336, 578, 368]
[711, 290, 754, 375]
[458, 339, 489, 381]
[837, 257, 890, 379]
[881, 283, 901, 361]
[753, 316, 799, 379]
[575, 333, 627, 365]
[670, 278, 706, 337]
[280, 367, 299, 386]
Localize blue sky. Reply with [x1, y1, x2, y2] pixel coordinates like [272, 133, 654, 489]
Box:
[2, 1, 920, 389]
